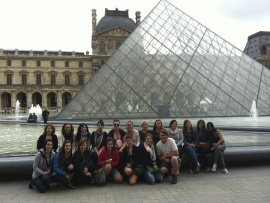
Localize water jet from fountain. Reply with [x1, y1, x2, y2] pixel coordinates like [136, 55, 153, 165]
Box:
[15, 100, 20, 114]
[29, 104, 42, 116]
[250, 101, 258, 120]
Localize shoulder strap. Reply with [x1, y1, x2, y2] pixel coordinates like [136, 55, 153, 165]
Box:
[40, 151, 51, 168]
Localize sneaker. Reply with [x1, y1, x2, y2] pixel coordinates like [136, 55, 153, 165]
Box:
[211, 164, 217, 172]
[28, 181, 33, 189]
[171, 175, 177, 184]
[223, 169, 230, 175]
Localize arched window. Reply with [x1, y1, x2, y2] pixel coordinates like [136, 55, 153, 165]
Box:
[99, 41, 105, 53]
[116, 42, 121, 49]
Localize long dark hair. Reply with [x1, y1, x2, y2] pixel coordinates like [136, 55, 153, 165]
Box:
[76, 123, 91, 142]
[59, 140, 72, 165]
[206, 122, 215, 137]
[169, 119, 177, 128]
[153, 119, 164, 131]
[61, 123, 74, 143]
[105, 137, 115, 152]
[196, 120, 206, 134]
[183, 120, 193, 136]
[206, 122, 215, 131]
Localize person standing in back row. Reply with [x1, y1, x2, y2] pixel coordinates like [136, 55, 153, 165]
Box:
[42, 108, 50, 124]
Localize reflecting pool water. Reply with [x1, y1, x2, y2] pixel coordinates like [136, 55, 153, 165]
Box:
[0, 123, 108, 156]
[1, 113, 270, 156]
[1, 123, 270, 156]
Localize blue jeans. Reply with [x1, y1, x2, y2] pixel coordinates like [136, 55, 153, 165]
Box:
[33, 174, 51, 193]
[214, 144, 226, 168]
[143, 167, 163, 185]
[184, 145, 198, 170]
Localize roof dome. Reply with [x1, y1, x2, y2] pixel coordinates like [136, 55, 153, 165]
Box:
[96, 9, 137, 33]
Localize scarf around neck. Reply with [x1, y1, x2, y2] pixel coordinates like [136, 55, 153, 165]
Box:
[144, 141, 156, 161]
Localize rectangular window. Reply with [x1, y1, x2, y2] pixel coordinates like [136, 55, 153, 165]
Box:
[65, 61, 69, 67]
[7, 74, 12, 85]
[36, 74, 41, 85]
[51, 74, 55, 85]
[7, 60, 12, 66]
[22, 60, 26, 66]
[79, 61, 83, 67]
[79, 75, 84, 85]
[22, 74, 27, 85]
[100, 41, 105, 53]
[65, 75, 70, 85]
[51, 61, 55, 67]
[37, 61, 41, 67]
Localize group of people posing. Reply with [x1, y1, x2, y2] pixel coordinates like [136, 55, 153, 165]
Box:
[32, 119, 229, 193]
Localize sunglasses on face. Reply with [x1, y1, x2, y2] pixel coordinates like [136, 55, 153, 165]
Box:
[114, 124, 119, 126]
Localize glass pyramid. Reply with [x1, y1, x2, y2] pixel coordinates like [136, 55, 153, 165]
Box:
[55, 0, 270, 120]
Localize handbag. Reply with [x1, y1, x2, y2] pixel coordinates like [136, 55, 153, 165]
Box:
[146, 165, 155, 173]
[146, 165, 160, 173]
[94, 166, 106, 185]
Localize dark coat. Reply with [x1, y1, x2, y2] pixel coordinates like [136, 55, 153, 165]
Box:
[107, 128, 126, 139]
[139, 144, 157, 168]
[73, 150, 95, 175]
[37, 134, 58, 152]
[122, 145, 142, 169]
[42, 110, 50, 119]
[138, 130, 153, 142]
[91, 131, 108, 150]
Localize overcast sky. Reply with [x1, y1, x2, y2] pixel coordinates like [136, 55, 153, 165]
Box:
[0, 0, 269, 53]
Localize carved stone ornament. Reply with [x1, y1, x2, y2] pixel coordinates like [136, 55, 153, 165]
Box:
[107, 40, 112, 50]
[92, 38, 97, 49]
[102, 28, 129, 36]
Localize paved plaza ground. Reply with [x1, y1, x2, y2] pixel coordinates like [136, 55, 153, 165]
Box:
[0, 165, 269, 203]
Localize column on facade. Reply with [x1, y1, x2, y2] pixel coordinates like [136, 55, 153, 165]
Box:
[12, 91, 16, 113]
[57, 91, 62, 112]
[42, 92, 47, 109]
[27, 91, 32, 110]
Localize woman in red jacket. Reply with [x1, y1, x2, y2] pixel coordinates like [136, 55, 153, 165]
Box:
[97, 138, 123, 183]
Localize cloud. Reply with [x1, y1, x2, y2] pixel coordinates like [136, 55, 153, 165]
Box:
[218, 0, 270, 21]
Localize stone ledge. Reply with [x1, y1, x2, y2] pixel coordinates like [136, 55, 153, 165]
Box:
[1, 146, 270, 177]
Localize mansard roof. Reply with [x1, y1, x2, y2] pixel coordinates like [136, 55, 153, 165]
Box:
[96, 8, 137, 33]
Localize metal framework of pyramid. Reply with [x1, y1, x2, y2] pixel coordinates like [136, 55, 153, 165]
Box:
[55, 0, 270, 120]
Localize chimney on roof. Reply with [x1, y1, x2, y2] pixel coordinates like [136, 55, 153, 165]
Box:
[136, 11, 141, 25]
[92, 9, 97, 35]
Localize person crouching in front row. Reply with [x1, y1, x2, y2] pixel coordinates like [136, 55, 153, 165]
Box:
[52, 140, 75, 189]
[32, 139, 55, 193]
[156, 129, 179, 184]
[73, 139, 95, 185]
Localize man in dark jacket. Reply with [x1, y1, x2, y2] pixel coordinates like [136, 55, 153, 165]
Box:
[42, 108, 50, 124]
